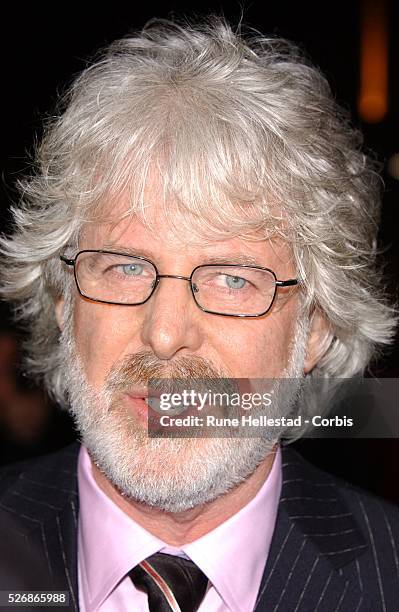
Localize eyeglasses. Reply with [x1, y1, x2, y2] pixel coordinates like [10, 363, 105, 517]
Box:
[60, 250, 299, 318]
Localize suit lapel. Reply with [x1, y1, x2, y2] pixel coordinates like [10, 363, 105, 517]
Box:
[254, 447, 367, 611]
[0, 444, 80, 611]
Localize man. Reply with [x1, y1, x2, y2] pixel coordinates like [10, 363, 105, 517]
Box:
[0, 18, 398, 612]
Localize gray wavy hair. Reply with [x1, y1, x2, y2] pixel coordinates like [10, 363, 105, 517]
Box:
[0, 18, 396, 404]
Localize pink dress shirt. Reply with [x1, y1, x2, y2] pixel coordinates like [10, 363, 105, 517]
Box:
[77, 445, 282, 612]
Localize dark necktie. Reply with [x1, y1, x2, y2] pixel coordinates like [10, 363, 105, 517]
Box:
[129, 552, 208, 612]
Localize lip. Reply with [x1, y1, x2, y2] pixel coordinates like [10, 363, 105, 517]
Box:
[124, 393, 164, 428]
[125, 387, 150, 399]
[126, 387, 165, 400]
[124, 392, 201, 432]
[124, 394, 148, 423]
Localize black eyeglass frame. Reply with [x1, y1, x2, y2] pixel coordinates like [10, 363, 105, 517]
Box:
[60, 249, 299, 318]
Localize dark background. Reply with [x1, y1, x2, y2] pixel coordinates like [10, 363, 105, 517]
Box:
[0, 1, 398, 500]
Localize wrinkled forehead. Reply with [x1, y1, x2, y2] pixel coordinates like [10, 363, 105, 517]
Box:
[80, 170, 287, 249]
[78, 194, 294, 273]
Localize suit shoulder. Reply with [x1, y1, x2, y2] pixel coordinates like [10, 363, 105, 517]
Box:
[283, 445, 399, 547]
[0, 443, 80, 500]
[334, 473, 399, 542]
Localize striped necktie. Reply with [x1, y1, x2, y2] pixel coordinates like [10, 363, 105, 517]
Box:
[129, 552, 208, 612]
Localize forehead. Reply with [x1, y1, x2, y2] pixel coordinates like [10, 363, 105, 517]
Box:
[83, 166, 286, 245]
[79, 201, 293, 272]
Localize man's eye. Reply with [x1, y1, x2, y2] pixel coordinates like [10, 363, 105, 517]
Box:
[223, 274, 247, 289]
[117, 263, 144, 276]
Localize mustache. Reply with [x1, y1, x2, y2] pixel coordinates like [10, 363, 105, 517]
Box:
[105, 349, 236, 395]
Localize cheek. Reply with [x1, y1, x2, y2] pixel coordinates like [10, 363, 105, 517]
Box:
[217, 311, 299, 378]
[72, 301, 142, 387]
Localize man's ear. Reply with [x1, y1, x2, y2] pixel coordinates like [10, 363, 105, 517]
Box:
[55, 297, 65, 332]
[304, 310, 333, 374]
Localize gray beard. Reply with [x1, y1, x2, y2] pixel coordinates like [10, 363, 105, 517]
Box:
[61, 309, 308, 513]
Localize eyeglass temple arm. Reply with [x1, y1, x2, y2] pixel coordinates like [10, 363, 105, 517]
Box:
[60, 255, 75, 266]
[275, 279, 299, 287]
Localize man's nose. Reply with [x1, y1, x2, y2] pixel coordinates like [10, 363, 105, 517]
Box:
[140, 276, 203, 360]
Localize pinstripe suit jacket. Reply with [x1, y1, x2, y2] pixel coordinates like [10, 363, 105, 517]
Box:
[0, 443, 398, 611]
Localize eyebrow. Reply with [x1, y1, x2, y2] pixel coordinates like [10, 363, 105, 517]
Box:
[100, 245, 264, 267]
[101, 245, 155, 260]
[202, 255, 263, 266]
